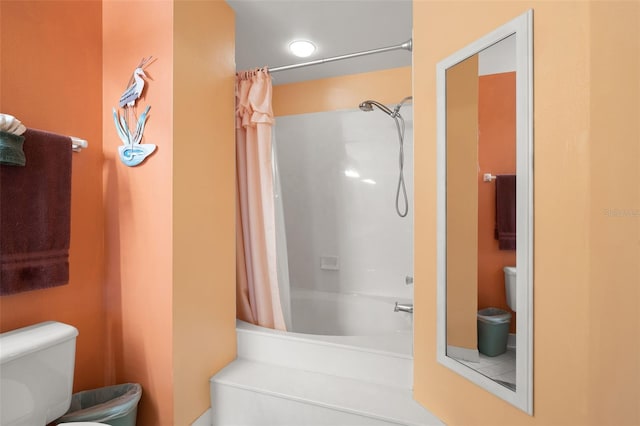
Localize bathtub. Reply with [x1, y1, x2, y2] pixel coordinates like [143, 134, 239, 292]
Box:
[217, 299, 430, 425]
[217, 289, 419, 425]
[239, 288, 414, 357]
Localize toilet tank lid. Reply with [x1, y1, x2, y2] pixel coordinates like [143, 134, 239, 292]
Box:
[0, 321, 78, 365]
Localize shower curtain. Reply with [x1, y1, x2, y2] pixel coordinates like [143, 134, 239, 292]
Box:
[235, 68, 286, 331]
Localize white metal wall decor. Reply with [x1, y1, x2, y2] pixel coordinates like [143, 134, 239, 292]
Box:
[113, 57, 156, 167]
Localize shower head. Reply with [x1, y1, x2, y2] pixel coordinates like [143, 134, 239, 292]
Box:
[358, 100, 394, 116]
[359, 97, 413, 117]
[358, 101, 374, 112]
[358, 96, 412, 218]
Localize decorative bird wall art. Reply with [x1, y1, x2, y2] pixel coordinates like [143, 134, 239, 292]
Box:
[113, 56, 157, 167]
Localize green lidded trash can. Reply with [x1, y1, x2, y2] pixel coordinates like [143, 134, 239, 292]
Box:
[56, 383, 142, 426]
[477, 308, 511, 357]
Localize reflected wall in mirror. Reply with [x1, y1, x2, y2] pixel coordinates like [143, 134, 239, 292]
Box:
[436, 10, 533, 414]
[445, 34, 516, 383]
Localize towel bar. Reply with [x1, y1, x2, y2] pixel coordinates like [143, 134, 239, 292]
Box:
[483, 173, 497, 182]
[70, 137, 88, 152]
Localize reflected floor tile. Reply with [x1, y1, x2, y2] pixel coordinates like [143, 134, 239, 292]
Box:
[457, 348, 516, 386]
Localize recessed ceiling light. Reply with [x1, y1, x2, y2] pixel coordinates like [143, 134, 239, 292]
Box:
[289, 40, 316, 58]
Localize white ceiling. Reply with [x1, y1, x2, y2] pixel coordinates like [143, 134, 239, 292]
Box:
[227, 0, 413, 85]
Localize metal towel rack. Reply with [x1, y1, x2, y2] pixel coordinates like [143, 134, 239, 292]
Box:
[483, 173, 497, 182]
[70, 136, 88, 153]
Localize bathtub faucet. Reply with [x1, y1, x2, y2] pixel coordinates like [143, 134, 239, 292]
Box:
[394, 302, 413, 314]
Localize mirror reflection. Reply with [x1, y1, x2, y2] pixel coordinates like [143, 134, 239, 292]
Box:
[445, 34, 517, 390]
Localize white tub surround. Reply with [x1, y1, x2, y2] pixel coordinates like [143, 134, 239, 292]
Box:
[210, 321, 442, 426]
[236, 320, 412, 388]
[275, 107, 414, 299]
[211, 360, 440, 426]
[290, 288, 412, 336]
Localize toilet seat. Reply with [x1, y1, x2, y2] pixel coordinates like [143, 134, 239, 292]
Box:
[58, 423, 110, 425]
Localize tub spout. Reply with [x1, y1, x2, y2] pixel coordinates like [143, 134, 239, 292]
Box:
[394, 302, 413, 314]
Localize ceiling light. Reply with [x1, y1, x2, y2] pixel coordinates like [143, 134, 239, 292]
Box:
[289, 40, 316, 58]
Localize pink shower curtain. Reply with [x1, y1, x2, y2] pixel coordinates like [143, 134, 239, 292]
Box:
[235, 68, 286, 331]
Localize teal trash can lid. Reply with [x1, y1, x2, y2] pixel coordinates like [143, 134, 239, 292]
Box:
[477, 307, 511, 324]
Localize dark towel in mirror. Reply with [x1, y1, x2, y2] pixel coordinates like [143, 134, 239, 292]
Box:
[0, 129, 72, 295]
[494, 174, 516, 250]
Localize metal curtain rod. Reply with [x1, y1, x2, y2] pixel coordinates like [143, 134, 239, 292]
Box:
[269, 39, 412, 73]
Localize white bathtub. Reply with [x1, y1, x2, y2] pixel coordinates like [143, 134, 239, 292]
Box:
[218, 312, 434, 426]
[233, 288, 414, 390]
[219, 291, 419, 425]
[290, 288, 412, 336]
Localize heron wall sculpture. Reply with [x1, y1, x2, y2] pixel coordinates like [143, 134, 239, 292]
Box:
[113, 56, 156, 167]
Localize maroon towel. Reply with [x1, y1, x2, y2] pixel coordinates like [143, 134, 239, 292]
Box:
[1, 129, 72, 295]
[494, 174, 516, 251]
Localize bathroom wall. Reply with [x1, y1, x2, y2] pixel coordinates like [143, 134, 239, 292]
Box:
[272, 68, 413, 300]
[413, 1, 640, 425]
[102, 1, 174, 424]
[275, 105, 414, 300]
[103, 1, 236, 425]
[445, 55, 479, 351]
[0, 0, 107, 393]
[172, 2, 236, 424]
[273, 66, 411, 115]
[587, 3, 639, 423]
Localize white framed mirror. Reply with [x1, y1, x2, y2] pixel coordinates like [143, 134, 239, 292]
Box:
[436, 10, 533, 414]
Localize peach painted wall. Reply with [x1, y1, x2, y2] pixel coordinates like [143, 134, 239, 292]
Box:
[172, 1, 236, 425]
[587, 2, 639, 423]
[477, 72, 517, 333]
[273, 66, 411, 116]
[445, 55, 478, 350]
[103, 1, 174, 424]
[0, 0, 106, 393]
[414, 1, 640, 425]
[104, 1, 237, 424]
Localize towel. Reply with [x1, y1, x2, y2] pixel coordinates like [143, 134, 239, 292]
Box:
[0, 131, 26, 166]
[494, 174, 516, 251]
[1, 129, 72, 295]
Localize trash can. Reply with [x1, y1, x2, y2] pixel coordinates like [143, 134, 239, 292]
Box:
[477, 308, 511, 357]
[56, 383, 142, 426]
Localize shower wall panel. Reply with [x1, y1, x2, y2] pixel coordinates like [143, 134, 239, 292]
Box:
[275, 107, 414, 300]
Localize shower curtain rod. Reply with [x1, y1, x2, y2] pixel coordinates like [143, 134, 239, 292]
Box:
[269, 39, 412, 73]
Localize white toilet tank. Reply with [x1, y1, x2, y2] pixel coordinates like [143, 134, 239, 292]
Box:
[503, 266, 517, 312]
[0, 321, 79, 426]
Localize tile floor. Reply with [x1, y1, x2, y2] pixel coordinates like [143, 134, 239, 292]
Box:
[457, 348, 516, 390]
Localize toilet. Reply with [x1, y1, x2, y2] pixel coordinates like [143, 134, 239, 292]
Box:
[0, 321, 106, 426]
[504, 266, 517, 311]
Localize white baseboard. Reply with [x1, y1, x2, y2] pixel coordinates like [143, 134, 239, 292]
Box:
[447, 345, 480, 362]
[191, 407, 212, 426]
